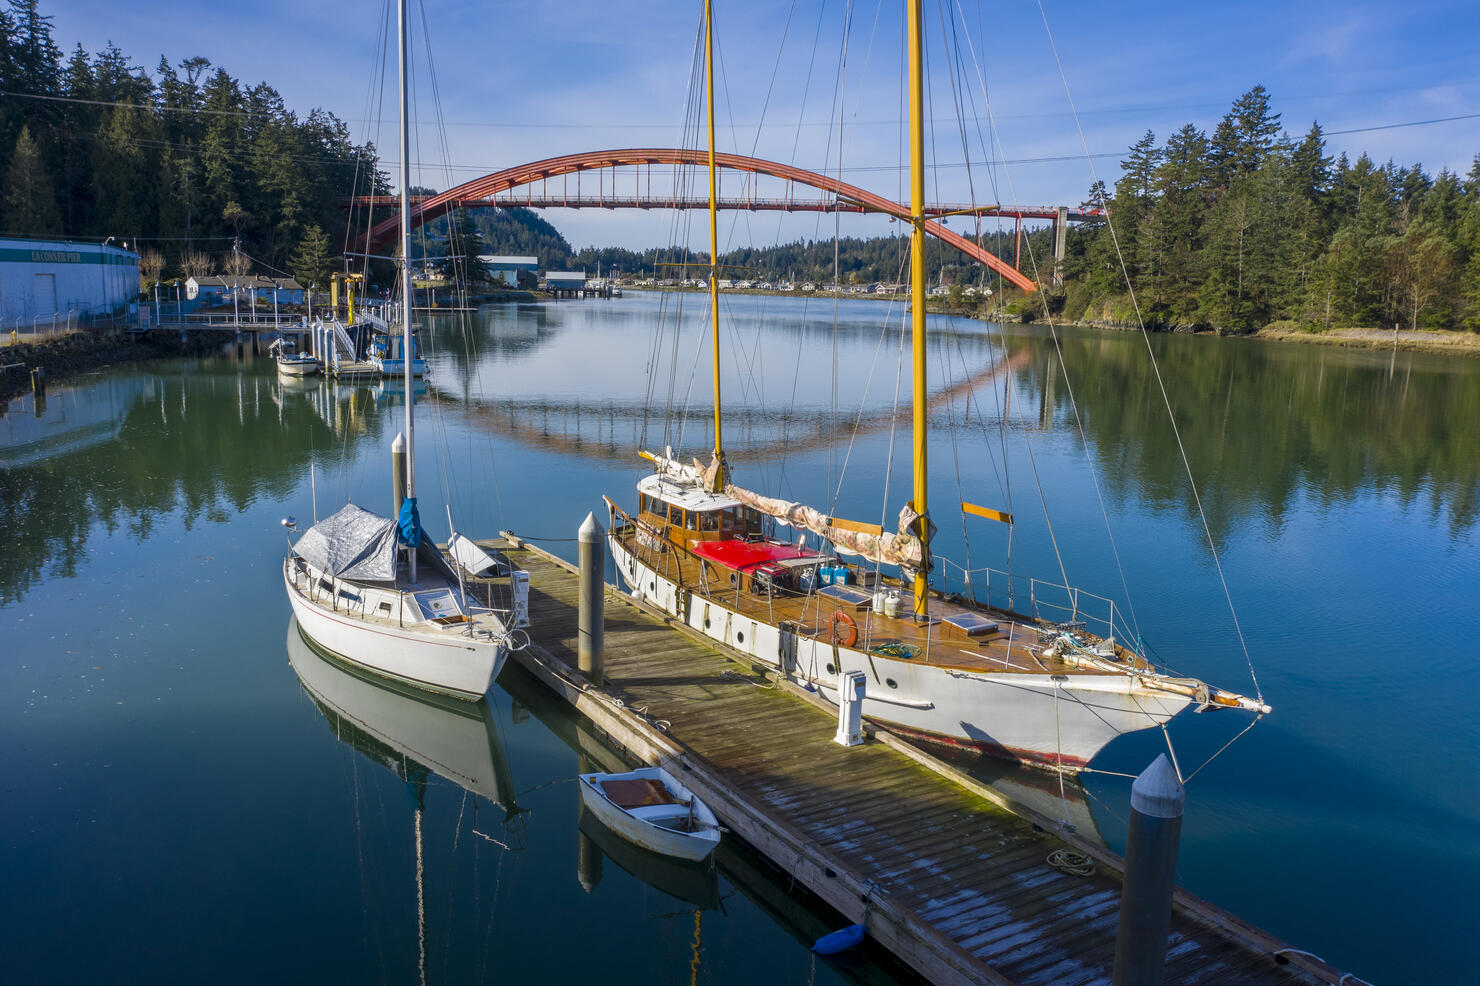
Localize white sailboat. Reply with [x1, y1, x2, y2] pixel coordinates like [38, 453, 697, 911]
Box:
[281, 0, 527, 701]
[603, 0, 1269, 772]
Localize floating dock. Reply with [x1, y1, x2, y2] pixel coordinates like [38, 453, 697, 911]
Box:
[494, 534, 1352, 986]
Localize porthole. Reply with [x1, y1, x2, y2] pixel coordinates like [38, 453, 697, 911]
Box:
[737, 631, 745, 644]
[729, 573, 738, 585]
[825, 662, 836, 675]
[704, 618, 711, 629]
[886, 678, 899, 689]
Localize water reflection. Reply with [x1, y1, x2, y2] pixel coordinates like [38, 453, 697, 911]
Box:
[287, 618, 524, 828]
[1013, 328, 1480, 540]
[0, 366, 380, 604]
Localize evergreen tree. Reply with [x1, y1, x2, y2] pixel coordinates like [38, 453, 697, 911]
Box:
[445, 210, 490, 289]
[3, 124, 59, 233]
[291, 224, 333, 290]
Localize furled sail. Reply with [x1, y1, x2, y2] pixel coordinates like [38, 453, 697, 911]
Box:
[642, 447, 723, 490]
[723, 485, 933, 578]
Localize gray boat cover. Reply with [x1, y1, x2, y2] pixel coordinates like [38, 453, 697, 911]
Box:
[293, 503, 398, 581]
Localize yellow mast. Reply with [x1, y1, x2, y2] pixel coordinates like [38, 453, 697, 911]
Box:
[704, 0, 727, 492]
[907, 0, 929, 620]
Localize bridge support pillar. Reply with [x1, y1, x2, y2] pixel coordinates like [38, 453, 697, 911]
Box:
[1053, 206, 1069, 288]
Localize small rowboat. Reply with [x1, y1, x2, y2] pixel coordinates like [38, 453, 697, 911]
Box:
[577, 766, 720, 863]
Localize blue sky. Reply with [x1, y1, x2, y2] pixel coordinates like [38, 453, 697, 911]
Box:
[51, 0, 1480, 252]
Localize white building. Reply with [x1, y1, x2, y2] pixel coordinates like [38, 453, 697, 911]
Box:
[0, 237, 139, 325]
[543, 271, 587, 291]
[478, 255, 538, 288]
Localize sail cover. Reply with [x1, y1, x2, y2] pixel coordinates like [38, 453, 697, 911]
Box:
[292, 503, 399, 581]
[644, 447, 723, 490]
[724, 485, 932, 578]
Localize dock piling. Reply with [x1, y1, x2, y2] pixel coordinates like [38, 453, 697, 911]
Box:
[577, 511, 606, 684]
[1112, 753, 1186, 986]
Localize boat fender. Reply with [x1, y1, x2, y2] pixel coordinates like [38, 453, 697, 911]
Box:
[831, 609, 858, 648]
[812, 923, 866, 955]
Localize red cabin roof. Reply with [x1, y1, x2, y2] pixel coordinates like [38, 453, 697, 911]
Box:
[691, 539, 819, 571]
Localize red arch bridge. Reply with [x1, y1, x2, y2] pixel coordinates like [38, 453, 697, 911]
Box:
[351, 149, 1105, 293]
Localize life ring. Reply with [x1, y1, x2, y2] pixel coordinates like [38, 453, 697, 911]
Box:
[831, 609, 858, 648]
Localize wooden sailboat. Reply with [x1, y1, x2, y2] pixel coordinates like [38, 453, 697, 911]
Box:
[603, 0, 1270, 771]
[280, 0, 528, 700]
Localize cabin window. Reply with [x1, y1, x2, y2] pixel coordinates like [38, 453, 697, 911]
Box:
[720, 507, 745, 537]
[699, 511, 719, 532]
[668, 505, 686, 528]
[744, 507, 762, 533]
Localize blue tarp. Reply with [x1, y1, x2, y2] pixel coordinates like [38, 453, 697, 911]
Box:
[398, 497, 422, 547]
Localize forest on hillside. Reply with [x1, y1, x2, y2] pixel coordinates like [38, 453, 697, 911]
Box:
[1058, 86, 1480, 334]
[3, 0, 1474, 331]
[0, 0, 385, 292]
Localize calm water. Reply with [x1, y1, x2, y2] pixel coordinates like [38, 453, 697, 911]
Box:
[2, 292, 1475, 984]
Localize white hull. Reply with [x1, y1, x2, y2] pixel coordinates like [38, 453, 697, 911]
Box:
[578, 767, 720, 863]
[611, 537, 1192, 770]
[276, 357, 321, 377]
[283, 560, 506, 700]
[286, 619, 515, 806]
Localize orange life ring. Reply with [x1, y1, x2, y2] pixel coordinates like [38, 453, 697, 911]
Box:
[831, 609, 858, 648]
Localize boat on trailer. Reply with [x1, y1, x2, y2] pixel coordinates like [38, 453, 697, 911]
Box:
[577, 766, 720, 863]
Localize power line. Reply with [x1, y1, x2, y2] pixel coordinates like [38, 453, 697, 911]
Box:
[1326, 111, 1480, 136]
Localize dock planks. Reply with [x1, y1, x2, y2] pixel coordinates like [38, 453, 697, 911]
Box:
[496, 536, 1341, 986]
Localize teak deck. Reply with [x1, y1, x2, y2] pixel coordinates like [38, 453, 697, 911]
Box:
[494, 536, 1343, 986]
[611, 524, 1120, 678]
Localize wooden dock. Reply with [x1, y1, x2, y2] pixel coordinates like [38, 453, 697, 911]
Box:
[496, 534, 1351, 986]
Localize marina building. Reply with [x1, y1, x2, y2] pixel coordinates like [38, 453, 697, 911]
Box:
[478, 255, 538, 288]
[0, 237, 139, 326]
[543, 271, 587, 291]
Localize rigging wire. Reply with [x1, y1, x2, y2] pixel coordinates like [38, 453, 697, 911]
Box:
[1030, 0, 1262, 704]
[949, 0, 1145, 649]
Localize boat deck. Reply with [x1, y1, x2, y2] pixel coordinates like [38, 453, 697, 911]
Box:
[494, 535, 1342, 986]
[612, 526, 1116, 678]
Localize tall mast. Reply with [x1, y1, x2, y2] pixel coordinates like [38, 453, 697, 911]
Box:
[704, 0, 726, 491]
[397, 0, 416, 579]
[907, 0, 929, 620]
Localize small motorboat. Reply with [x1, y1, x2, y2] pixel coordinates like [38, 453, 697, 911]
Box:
[577, 766, 720, 863]
[269, 338, 321, 377]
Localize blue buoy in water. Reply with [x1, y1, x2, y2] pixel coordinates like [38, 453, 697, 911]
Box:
[812, 923, 865, 955]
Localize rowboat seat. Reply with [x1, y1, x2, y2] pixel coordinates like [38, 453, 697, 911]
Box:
[601, 777, 679, 809]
